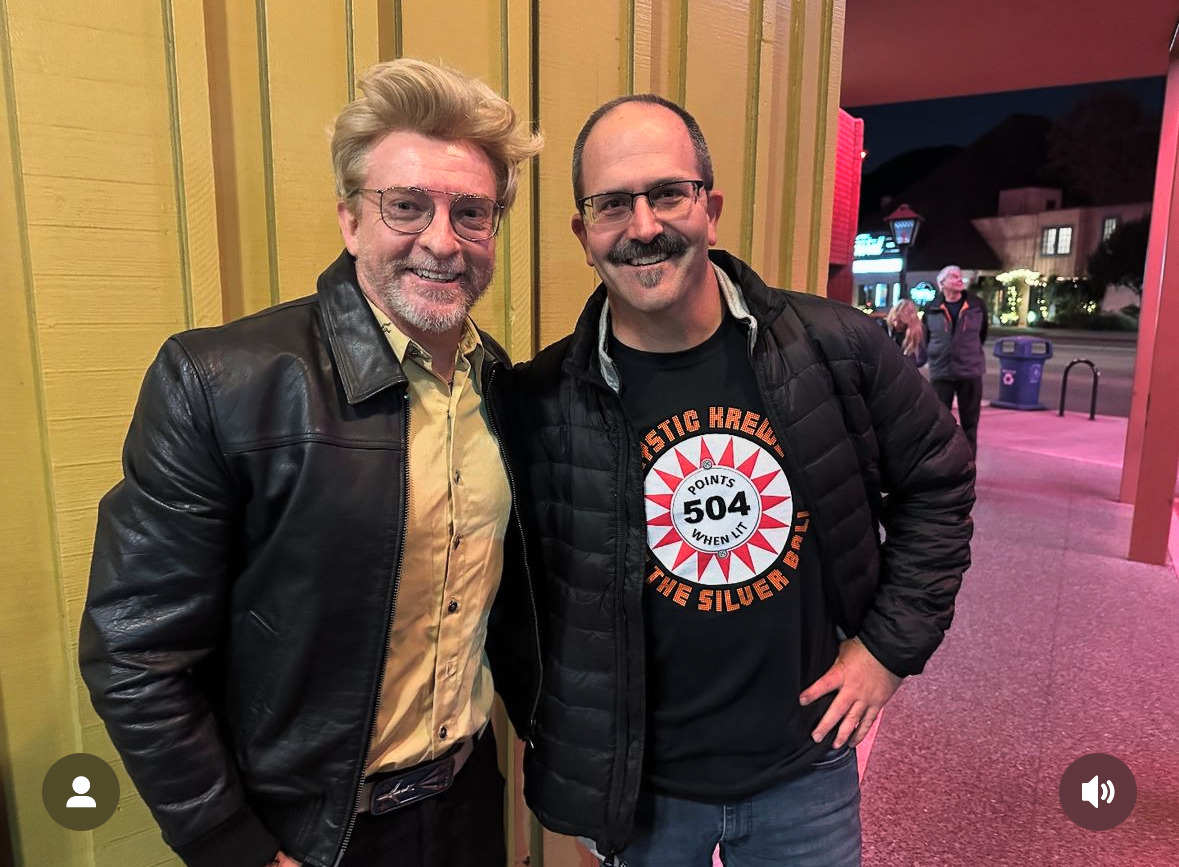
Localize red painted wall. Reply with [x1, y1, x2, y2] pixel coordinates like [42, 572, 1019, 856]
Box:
[827, 110, 864, 303]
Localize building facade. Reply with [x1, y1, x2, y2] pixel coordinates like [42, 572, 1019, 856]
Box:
[973, 188, 1151, 281]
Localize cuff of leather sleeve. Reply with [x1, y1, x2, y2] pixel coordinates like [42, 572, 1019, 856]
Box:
[172, 807, 281, 867]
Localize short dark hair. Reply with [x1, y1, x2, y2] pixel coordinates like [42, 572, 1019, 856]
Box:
[571, 94, 714, 200]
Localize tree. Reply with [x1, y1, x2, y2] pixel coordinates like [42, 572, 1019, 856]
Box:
[1046, 93, 1159, 206]
[1087, 218, 1150, 292]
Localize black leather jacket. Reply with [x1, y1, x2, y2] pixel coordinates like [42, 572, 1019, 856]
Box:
[493, 250, 975, 856]
[79, 250, 533, 867]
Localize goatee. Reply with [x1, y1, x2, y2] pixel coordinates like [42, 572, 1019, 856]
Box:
[360, 253, 493, 334]
[606, 230, 690, 288]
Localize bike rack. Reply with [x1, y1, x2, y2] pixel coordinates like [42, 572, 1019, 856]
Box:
[1059, 359, 1100, 420]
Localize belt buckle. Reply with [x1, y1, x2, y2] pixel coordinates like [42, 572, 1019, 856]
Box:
[369, 756, 456, 816]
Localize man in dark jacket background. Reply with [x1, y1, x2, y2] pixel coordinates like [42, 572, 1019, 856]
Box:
[923, 264, 989, 457]
[497, 95, 974, 866]
[79, 59, 541, 867]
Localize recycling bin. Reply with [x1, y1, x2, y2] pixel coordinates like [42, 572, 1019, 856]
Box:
[991, 336, 1052, 410]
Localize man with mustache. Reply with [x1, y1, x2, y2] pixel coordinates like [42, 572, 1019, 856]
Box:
[79, 59, 541, 867]
[494, 96, 974, 865]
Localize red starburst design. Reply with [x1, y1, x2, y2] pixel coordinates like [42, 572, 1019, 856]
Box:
[645, 433, 793, 585]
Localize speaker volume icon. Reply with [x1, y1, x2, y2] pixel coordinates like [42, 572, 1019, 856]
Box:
[1081, 775, 1115, 808]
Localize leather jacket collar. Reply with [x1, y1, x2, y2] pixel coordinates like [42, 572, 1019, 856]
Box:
[316, 249, 409, 405]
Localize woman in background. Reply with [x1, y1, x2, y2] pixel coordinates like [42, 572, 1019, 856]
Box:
[887, 298, 926, 367]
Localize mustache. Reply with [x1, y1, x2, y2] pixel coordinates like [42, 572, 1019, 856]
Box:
[606, 230, 689, 265]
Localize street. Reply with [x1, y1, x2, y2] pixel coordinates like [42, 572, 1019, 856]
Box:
[980, 331, 1137, 418]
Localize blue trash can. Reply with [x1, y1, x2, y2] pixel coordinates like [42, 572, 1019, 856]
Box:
[991, 336, 1052, 410]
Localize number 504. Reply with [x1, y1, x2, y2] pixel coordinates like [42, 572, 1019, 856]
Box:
[682, 491, 752, 524]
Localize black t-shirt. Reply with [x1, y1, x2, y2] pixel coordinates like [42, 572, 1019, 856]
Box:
[944, 297, 965, 330]
[610, 314, 839, 801]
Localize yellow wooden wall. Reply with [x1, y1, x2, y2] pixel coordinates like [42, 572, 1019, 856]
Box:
[0, 2, 844, 866]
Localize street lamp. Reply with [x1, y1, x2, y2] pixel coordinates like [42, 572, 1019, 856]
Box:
[885, 203, 924, 301]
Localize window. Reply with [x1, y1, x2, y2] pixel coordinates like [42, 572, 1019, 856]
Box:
[1057, 226, 1072, 255]
[1102, 216, 1119, 241]
[1041, 225, 1073, 256]
[1041, 228, 1056, 255]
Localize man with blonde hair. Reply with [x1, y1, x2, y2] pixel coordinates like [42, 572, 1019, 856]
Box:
[80, 58, 541, 867]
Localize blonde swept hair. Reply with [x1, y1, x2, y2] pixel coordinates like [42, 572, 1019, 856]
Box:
[887, 298, 924, 357]
[332, 58, 542, 214]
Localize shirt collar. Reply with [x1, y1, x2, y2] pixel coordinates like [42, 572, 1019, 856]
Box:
[365, 298, 485, 379]
[596, 261, 758, 392]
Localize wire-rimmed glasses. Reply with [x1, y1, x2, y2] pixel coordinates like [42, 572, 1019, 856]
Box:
[349, 186, 503, 241]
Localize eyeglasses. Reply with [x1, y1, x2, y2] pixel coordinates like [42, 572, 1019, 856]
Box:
[348, 186, 503, 241]
[577, 180, 706, 226]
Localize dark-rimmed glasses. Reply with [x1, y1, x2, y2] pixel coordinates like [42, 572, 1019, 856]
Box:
[348, 186, 503, 241]
[577, 180, 705, 226]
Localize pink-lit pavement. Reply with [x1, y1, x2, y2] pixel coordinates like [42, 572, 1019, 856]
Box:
[857, 406, 1179, 866]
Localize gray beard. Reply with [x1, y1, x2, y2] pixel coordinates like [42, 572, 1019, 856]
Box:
[360, 254, 493, 334]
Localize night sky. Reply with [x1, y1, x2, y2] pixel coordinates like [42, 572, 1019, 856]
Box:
[848, 76, 1165, 174]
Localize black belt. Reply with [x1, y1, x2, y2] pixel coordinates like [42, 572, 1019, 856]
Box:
[358, 738, 475, 816]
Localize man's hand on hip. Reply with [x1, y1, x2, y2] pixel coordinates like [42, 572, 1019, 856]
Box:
[270, 852, 301, 867]
[799, 637, 903, 749]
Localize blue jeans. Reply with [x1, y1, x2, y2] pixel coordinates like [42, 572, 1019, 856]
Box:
[598, 746, 860, 867]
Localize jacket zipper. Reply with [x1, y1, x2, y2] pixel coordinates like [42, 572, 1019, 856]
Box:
[603, 392, 642, 857]
[485, 364, 543, 738]
[332, 389, 411, 866]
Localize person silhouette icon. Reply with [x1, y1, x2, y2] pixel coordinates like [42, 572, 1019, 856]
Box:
[42, 753, 119, 830]
[66, 776, 97, 809]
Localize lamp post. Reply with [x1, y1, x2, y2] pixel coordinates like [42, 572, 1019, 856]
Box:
[885, 203, 924, 301]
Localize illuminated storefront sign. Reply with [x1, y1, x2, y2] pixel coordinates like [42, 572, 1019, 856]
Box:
[852, 257, 903, 274]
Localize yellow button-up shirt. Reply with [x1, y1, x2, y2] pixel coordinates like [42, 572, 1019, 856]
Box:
[365, 301, 511, 775]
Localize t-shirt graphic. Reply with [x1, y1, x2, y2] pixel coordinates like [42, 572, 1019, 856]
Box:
[610, 313, 837, 801]
[644, 416, 808, 612]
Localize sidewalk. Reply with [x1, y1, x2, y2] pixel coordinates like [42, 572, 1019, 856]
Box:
[858, 407, 1179, 866]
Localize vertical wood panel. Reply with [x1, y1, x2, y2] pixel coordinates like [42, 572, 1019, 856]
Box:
[262, 2, 351, 303]
[683, 0, 754, 257]
[786, 0, 821, 290]
[504, 0, 538, 361]
[634, 0, 686, 100]
[535, 1, 630, 349]
[348, 0, 396, 91]
[776, 0, 805, 285]
[2, 0, 194, 864]
[165, 0, 223, 329]
[749, 0, 786, 284]
[0, 2, 90, 863]
[204, 0, 271, 319]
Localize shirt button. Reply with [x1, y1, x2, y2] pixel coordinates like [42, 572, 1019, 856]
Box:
[439, 726, 448, 740]
[453, 535, 462, 550]
[448, 598, 459, 614]
[453, 470, 462, 484]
